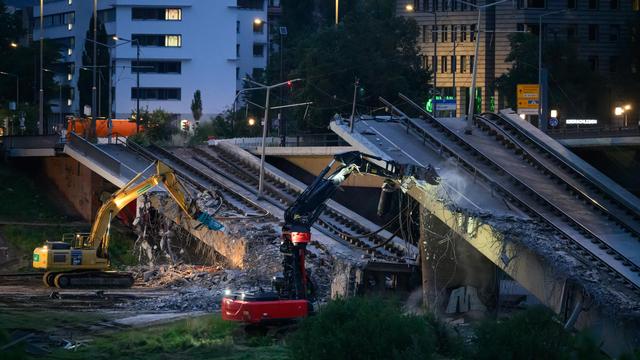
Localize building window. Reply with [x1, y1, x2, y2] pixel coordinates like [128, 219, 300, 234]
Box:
[237, 20, 240, 33]
[97, 8, 115, 23]
[567, 0, 576, 8]
[610, 25, 620, 41]
[421, 55, 428, 69]
[634, 0, 640, 10]
[236, 44, 240, 57]
[519, 0, 545, 8]
[460, 55, 467, 73]
[470, 55, 475, 72]
[588, 0, 599, 8]
[39, 11, 75, 29]
[131, 87, 181, 100]
[432, 56, 437, 72]
[442, 0, 449, 11]
[461, 25, 467, 42]
[132, 34, 182, 47]
[452, 0, 458, 11]
[253, 21, 264, 33]
[588, 56, 599, 71]
[422, 25, 428, 42]
[609, 56, 618, 72]
[253, 43, 264, 57]
[588, 24, 599, 41]
[566, 25, 576, 40]
[238, 0, 264, 9]
[610, 0, 619, 8]
[470, 24, 476, 41]
[432, 25, 438, 42]
[452, 25, 457, 42]
[422, 0, 429, 11]
[131, 60, 181, 74]
[252, 68, 265, 80]
[236, 67, 239, 80]
[442, 25, 448, 42]
[451, 55, 456, 73]
[132, 8, 182, 21]
[441, 56, 447, 73]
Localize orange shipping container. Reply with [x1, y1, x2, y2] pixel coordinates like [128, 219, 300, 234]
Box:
[67, 118, 141, 138]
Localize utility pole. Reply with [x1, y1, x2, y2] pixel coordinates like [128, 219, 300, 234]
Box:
[466, 8, 481, 135]
[452, 25, 456, 117]
[349, 77, 359, 133]
[433, 11, 437, 116]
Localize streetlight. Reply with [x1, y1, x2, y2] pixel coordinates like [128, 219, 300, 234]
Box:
[458, 0, 512, 135]
[243, 77, 302, 199]
[90, 0, 98, 140]
[113, 35, 141, 133]
[10, 42, 17, 48]
[253, 18, 263, 25]
[43, 68, 62, 130]
[248, 117, 256, 126]
[404, 5, 440, 116]
[538, 9, 571, 131]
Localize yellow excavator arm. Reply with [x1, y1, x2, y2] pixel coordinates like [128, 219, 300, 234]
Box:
[90, 161, 224, 258]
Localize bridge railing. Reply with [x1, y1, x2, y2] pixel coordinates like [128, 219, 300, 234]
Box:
[546, 126, 640, 139]
[223, 133, 348, 149]
[66, 132, 137, 180]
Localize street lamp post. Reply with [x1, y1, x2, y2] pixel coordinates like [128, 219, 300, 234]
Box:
[538, 9, 570, 131]
[457, 0, 512, 135]
[405, 5, 438, 115]
[43, 68, 62, 130]
[243, 77, 302, 199]
[113, 36, 141, 132]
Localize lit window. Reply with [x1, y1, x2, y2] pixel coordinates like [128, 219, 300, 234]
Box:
[67, 73, 72, 81]
[165, 8, 181, 20]
[68, 23, 73, 30]
[67, 99, 72, 106]
[165, 35, 181, 47]
[67, 48, 73, 56]
[68, 0, 72, 4]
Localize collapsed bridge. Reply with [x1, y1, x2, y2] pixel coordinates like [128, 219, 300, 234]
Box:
[331, 94, 640, 356]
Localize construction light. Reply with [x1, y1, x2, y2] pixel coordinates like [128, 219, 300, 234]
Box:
[624, 104, 632, 111]
[519, 114, 526, 120]
[614, 106, 624, 116]
[550, 109, 558, 118]
[112, 35, 119, 41]
[253, 18, 263, 25]
[10, 42, 18, 48]
[248, 117, 256, 126]
[405, 3, 414, 11]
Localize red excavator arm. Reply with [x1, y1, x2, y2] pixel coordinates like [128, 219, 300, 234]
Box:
[221, 151, 438, 323]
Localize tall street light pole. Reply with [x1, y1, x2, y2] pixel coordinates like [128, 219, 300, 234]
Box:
[42, 68, 61, 130]
[243, 77, 302, 199]
[39, 0, 44, 135]
[404, 5, 438, 115]
[113, 36, 141, 132]
[458, 0, 511, 135]
[538, 9, 570, 131]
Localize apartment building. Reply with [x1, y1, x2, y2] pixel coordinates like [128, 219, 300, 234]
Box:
[400, 0, 638, 124]
[33, 0, 272, 123]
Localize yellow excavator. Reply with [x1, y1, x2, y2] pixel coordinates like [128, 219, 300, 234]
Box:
[32, 161, 224, 288]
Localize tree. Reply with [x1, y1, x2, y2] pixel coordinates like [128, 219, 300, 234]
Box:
[190, 90, 202, 124]
[77, 16, 110, 120]
[496, 32, 606, 123]
[265, 0, 430, 132]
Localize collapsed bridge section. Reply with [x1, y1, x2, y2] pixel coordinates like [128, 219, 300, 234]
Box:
[331, 96, 640, 356]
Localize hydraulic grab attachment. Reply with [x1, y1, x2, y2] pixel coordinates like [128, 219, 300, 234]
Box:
[32, 161, 224, 288]
[221, 151, 438, 323]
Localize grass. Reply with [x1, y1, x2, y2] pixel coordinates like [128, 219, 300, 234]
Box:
[46, 315, 289, 360]
[0, 162, 66, 222]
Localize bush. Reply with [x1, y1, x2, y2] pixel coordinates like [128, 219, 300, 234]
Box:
[473, 306, 607, 360]
[287, 297, 459, 360]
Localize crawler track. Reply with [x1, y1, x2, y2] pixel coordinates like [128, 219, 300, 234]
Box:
[382, 94, 640, 293]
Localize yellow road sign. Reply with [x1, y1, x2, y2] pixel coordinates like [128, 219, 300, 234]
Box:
[517, 84, 539, 114]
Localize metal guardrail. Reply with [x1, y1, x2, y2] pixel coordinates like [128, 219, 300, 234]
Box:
[0, 134, 61, 150]
[546, 126, 640, 139]
[66, 132, 137, 180]
[224, 133, 349, 149]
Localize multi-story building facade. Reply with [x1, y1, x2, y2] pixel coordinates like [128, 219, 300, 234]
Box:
[400, 0, 638, 125]
[33, 0, 272, 124]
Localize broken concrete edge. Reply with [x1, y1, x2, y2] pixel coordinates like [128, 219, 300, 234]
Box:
[499, 109, 640, 215]
[213, 140, 419, 262]
[408, 184, 640, 357]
